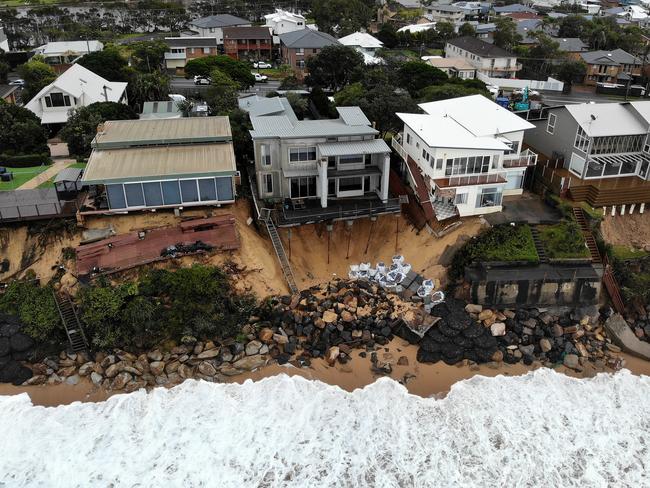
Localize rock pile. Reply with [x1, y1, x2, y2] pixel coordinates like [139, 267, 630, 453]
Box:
[410, 301, 622, 371]
[0, 315, 35, 385]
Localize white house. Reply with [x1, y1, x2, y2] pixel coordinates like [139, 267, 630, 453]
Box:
[392, 95, 537, 220]
[25, 64, 128, 125]
[338, 32, 384, 65]
[187, 14, 251, 44]
[264, 9, 306, 38]
[34, 41, 103, 68]
[445, 36, 520, 78]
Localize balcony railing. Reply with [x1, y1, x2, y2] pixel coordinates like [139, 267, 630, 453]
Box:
[276, 197, 402, 226]
[391, 133, 407, 161]
[435, 172, 507, 188]
[284, 161, 318, 174]
[164, 52, 186, 60]
[502, 148, 538, 168]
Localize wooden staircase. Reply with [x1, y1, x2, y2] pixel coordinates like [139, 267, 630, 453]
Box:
[529, 226, 548, 263]
[53, 293, 89, 353]
[572, 207, 602, 264]
[260, 209, 298, 294]
[572, 207, 625, 314]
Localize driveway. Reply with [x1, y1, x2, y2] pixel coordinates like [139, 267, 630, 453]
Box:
[485, 192, 562, 226]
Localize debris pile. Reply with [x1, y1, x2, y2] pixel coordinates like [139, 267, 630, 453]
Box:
[348, 255, 444, 307]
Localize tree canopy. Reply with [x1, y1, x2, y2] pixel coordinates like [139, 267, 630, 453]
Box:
[77, 45, 130, 82]
[0, 101, 49, 156]
[418, 82, 490, 103]
[129, 40, 168, 73]
[60, 102, 138, 157]
[397, 61, 448, 96]
[17, 56, 56, 103]
[311, 0, 373, 36]
[184, 55, 255, 88]
[305, 45, 365, 91]
[493, 17, 522, 52]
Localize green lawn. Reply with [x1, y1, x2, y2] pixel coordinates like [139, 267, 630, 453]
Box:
[611, 245, 650, 261]
[538, 221, 590, 259]
[0, 166, 48, 191]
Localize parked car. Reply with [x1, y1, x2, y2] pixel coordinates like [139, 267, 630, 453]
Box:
[253, 73, 268, 83]
[8, 79, 24, 86]
[194, 76, 211, 85]
[168, 94, 187, 103]
[253, 61, 272, 69]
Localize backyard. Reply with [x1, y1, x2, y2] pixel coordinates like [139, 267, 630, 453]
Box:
[0, 166, 48, 191]
[538, 221, 590, 259]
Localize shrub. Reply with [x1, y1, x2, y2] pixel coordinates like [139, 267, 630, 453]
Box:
[0, 280, 61, 342]
[538, 221, 590, 259]
[0, 153, 51, 167]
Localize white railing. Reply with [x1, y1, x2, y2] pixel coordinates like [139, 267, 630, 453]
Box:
[284, 161, 318, 173]
[164, 52, 186, 60]
[391, 133, 407, 161]
[445, 172, 506, 187]
[503, 148, 538, 168]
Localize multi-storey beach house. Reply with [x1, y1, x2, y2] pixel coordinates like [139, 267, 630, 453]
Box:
[392, 94, 537, 220]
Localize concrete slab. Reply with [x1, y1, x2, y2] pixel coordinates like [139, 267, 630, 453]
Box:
[485, 192, 562, 226]
[604, 313, 650, 361]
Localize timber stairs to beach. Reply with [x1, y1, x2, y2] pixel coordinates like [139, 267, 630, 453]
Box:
[259, 209, 298, 294]
[54, 293, 89, 353]
[529, 226, 548, 263]
[572, 207, 625, 314]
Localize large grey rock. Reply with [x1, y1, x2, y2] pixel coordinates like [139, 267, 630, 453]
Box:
[245, 340, 262, 356]
[604, 314, 650, 361]
[232, 355, 266, 371]
[563, 354, 581, 370]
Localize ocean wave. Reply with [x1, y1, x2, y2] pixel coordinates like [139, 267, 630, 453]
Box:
[1, 369, 650, 487]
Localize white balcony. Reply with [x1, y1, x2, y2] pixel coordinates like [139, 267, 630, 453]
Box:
[502, 148, 538, 169]
[391, 133, 407, 161]
[164, 52, 186, 60]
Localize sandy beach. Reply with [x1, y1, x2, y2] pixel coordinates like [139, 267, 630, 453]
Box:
[2, 339, 649, 407]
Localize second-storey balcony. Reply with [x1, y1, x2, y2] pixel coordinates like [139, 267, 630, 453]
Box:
[434, 172, 507, 188]
[391, 133, 407, 161]
[502, 148, 538, 169]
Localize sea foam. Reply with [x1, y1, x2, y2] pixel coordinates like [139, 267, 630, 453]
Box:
[1, 369, 650, 487]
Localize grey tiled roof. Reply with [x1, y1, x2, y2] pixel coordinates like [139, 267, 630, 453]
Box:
[279, 29, 339, 49]
[447, 36, 514, 58]
[190, 14, 249, 29]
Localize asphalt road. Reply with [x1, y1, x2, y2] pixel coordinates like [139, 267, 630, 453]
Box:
[170, 77, 282, 98]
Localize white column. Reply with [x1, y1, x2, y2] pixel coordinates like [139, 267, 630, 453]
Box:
[318, 159, 328, 208]
[603, 206, 607, 216]
[380, 153, 390, 203]
[611, 205, 616, 217]
[641, 203, 646, 214]
[630, 204, 636, 214]
[621, 204, 626, 216]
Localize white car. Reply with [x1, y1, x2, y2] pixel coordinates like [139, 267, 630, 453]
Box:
[253, 73, 268, 83]
[8, 79, 24, 86]
[194, 76, 211, 85]
[253, 61, 272, 69]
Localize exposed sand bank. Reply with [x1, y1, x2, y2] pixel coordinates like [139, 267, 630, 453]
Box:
[2, 340, 648, 407]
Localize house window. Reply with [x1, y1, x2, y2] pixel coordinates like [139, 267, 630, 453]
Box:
[477, 187, 503, 208]
[124, 183, 145, 207]
[198, 178, 217, 201]
[296, 48, 304, 55]
[296, 59, 305, 69]
[188, 48, 194, 54]
[263, 173, 273, 194]
[339, 177, 363, 192]
[180, 180, 199, 202]
[454, 192, 468, 205]
[260, 144, 271, 165]
[574, 126, 589, 152]
[171, 48, 184, 54]
[406, 133, 411, 144]
[161, 181, 181, 205]
[547, 113, 556, 135]
[203, 47, 210, 54]
[289, 146, 317, 162]
[503, 141, 519, 155]
[339, 155, 364, 165]
[45, 92, 71, 107]
[290, 177, 317, 198]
